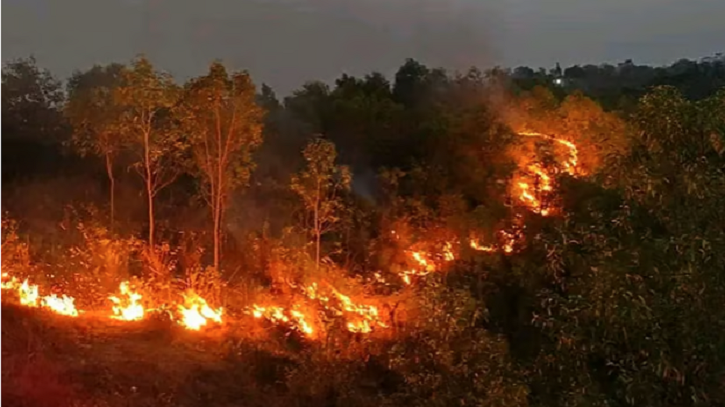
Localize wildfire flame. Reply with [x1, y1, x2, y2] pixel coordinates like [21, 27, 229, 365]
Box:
[306, 282, 388, 333]
[1, 272, 19, 290]
[253, 281, 390, 336]
[1, 275, 79, 317]
[109, 281, 144, 321]
[251, 304, 316, 336]
[289, 307, 314, 336]
[0, 130, 582, 337]
[41, 294, 79, 317]
[397, 243, 457, 284]
[470, 239, 496, 252]
[512, 131, 579, 216]
[18, 279, 39, 307]
[177, 292, 223, 330]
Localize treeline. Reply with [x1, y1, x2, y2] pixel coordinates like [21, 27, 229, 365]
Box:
[2, 53, 725, 406]
[508, 54, 725, 109]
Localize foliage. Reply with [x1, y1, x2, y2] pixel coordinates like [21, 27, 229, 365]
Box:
[62, 221, 141, 308]
[114, 55, 185, 247]
[65, 63, 127, 227]
[1, 56, 66, 143]
[388, 277, 529, 407]
[179, 61, 264, 270]
[65, 64, 127, 158]
[291, 137, 352, 267]
[1, 217, 33, 277]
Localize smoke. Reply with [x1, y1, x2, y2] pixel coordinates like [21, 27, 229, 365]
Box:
[351, 166, 379, 203]
[3, 0, 501, 95]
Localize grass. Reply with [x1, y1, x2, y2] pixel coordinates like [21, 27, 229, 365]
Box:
[0, 303, 309, 407]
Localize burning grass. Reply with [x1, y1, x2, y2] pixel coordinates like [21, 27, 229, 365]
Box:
[0, 129, 587, 406]
[0, 302, 411, 407]
[1, 130, 582, 339]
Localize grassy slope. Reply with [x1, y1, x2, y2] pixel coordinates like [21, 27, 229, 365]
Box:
[1, 304, 310, 407]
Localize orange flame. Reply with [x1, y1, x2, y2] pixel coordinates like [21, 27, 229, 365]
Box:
[19, 279, 39, 307]
[177, 292, 223, 330]
[251, 304, 316, 337]
[2, 274, 79, 317]
[512, 131, 580, 216]
[1, 272, 19, 290]
[300, 282, 388, 333]
[109, 281, 144, 321]
[470, 239, 496, 252]
[41, 294, 79, 317]
[289, 306, 315, 336]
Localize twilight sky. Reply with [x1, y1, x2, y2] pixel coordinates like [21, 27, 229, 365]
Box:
[3, 0, 724, 95]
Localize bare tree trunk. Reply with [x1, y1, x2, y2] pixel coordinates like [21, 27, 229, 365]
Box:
[213, 196, 221, 271]
[314, 180, 321, 270]
[316, 227, 321, 271]
[212, 103, 223, 271]
[144, 132, 155, 248]
[105, 152, 115, 232]
[146, 181, 155, 248]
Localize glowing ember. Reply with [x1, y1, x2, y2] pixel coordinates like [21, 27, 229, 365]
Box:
[109, 281, 144, 321]
[41, 294, 79, 317]
[470, 239, 496, 252]
[177, 292, 223, 330]
[442, 242, 455, 261]
[501, 231, 516, 253]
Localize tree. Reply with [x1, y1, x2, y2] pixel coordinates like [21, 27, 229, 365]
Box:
[179, 61, 264, 270]
[291, 138, 351, 269]
[65, 63, 126, 229]
[114, 56, 182, 248]
[1, 56, 66, 143]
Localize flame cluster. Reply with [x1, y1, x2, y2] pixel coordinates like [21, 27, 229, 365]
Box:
[2, 273, 79, 317]
[250, 281, 388, 337]
[467, 130, 580, 254]
[397, 242, 457, 285]
[251, 304, 315, 336]
[109, 281, 144, 321]
[178, 292, 223, 330]
[470, 229, 516, 254]
[2, 273, 223, 331]
[1, 131, 581, 340]
[512, 131, 579, 216]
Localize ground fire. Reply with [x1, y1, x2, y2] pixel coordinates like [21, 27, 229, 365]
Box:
[0, 130, 581, 336]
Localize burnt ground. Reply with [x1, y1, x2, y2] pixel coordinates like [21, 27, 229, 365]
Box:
[0, 304, 316, 407]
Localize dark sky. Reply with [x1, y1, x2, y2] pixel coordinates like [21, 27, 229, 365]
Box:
[3, 0, 724, 95]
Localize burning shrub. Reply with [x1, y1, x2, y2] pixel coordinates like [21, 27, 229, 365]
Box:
[1, 217, 33, 277]
[61, 221, 141, 308]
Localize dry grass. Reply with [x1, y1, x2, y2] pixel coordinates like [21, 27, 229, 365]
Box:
[0, 304, 307, 407]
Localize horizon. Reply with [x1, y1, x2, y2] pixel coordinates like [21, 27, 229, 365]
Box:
[4, 0, 724, 96]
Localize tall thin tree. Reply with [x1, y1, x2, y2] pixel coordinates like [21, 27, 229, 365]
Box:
[291, 137, 351, 269]
[115, 56, 183, 248]
[179, 61, 264, 270]
[65, 63, 126, 229]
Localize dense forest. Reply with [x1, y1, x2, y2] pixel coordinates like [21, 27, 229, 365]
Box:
[1, 53, 725, 407]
